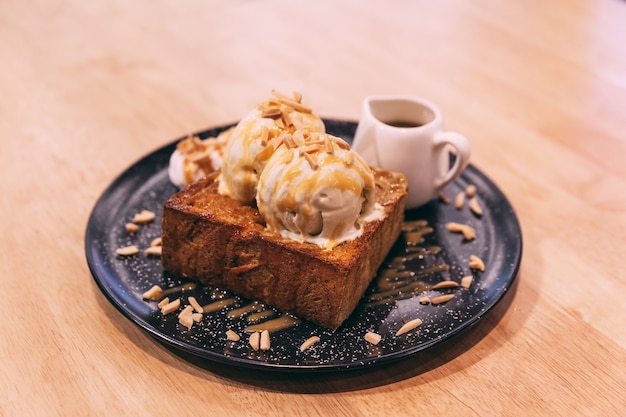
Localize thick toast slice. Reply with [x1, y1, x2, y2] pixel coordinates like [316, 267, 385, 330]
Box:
[161, 169, 407, 330]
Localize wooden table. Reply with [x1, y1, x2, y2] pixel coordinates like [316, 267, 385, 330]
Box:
[3, 1, 625, 415]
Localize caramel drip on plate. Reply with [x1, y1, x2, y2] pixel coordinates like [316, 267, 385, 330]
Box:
[364, 220, 450, 308]
[227, 301, 265, 319]
[247, 309, 277, 324]
[202, 297, 237, 313]
[245, 315, 301, 333]
[161, 282, 196, 297]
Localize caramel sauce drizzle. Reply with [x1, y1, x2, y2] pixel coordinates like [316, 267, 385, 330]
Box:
[161, 282, 196, 297]
[364, 219, 450, 308]
[245, 315, 301, 333]
[227, 301, 265, 319]
[201, 297, 237, 313]
[246, 309, 277, 324]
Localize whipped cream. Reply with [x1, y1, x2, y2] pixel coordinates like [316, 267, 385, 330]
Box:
[168, 130, 231, 188]
[257, 132, 383, 250]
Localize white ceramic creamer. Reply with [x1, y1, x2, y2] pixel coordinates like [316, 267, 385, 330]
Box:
[352, 96, 471, 209]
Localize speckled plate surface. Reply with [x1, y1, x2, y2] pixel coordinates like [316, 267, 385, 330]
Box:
[85, 120, 522, 371]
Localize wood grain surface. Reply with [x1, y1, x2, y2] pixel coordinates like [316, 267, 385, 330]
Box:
[2, 1, 625, 416]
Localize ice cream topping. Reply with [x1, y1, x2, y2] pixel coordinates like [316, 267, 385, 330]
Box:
[218, 90, 326, 204]
[168, 90, 383, 249]
[257, 131, 382, 250]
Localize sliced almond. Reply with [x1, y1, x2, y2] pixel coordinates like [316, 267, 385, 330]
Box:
[438, 192, 450, 204]
[283, 132, 297, 149]
[160, 298, 181, 315]
[301, 144, 323, 154]
[419, 296, 431, 305]
[177, 305, 194, 319]
[125, 223, 140, 233]
[431, 294, 455, 305]
[469, 255, 486, 271]
[446, 222, 476, 240]
[144, 246, 162, 256]
[345, 151, 354, 165]
[188, 296, 204, 314]
[364, 331, 382, 345]
[260, 330, 271, 351]
[226, 330, 240, 342]
[324, 136, 334, 154]
[303, 152, 319, 170]
[432, 280, 460, 290]
[179, 314, 194, 329]
[461, 275, 474, 288]
[142, 285, 164, 300]
[191, 313, 203, 323]
[132, 210, 156, 224]
[395, 318, 423, 336]
[292, 129, 306, 147]
[249, 332, 261, 351]
[300, 336, 321, 352]
[446, 222, 464, 233]
[465, 184, 477, 197]
[278, 96, 312, 113]
[261, 107, 282, 119]
[116, 245, 139, 256]
[157, 297, 170, 309]
[334, 139, 350, 151]
[461, 225, 476, 240]
[469, 196, 483, 217]
[150, 237, 162, 247]
[454, 191, 465, 209]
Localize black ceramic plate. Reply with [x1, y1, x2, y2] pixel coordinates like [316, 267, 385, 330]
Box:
[85, 120, 522, 371]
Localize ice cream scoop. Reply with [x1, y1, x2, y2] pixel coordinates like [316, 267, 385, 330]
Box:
[256, 131, 382, 250]
[168, 130, 231, 188]
[218, 92, 325, 204]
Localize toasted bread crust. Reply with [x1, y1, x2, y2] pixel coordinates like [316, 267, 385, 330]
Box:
[161, 169, 407, 330]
